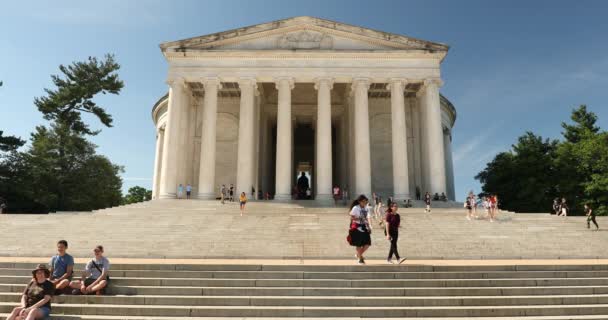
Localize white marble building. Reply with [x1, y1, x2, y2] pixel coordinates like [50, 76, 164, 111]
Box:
[151, 16, 456, 202]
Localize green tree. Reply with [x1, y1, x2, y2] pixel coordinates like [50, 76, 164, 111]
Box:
[477, 105, 607, 215]
[122, 186, 152, 205]
[476, 132, 558, 212]
[561, 105, 600, 143]
[31, 54, 124, 210]
[0, 131, 25, 152]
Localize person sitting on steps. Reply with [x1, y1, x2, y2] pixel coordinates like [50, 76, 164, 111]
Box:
[6, 264, 54, 320]
[48, 240, 74, 294]
[70, 245, 110, 295]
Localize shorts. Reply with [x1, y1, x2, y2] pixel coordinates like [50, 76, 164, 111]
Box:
[186, 191, 191, 196]
[84, 277, 110, 286]
[38, 306, 51, 317]
[240, 201, 246, 206]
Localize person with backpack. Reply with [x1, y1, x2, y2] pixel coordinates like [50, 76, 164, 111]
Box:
[585, 204, 599, 230]
[70, 245, 110, 295]
[348, 195, 372, 265]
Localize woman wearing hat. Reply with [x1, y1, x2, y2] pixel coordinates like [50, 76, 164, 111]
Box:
[7, 264, 54, 320]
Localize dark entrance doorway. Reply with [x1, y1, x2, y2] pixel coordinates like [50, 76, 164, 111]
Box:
[294, 123, 314, 199]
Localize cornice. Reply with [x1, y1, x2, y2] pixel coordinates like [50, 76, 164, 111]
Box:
[164, 50, 445, 61]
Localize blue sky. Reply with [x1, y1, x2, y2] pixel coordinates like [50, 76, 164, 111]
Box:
[1, 0, 607, 200]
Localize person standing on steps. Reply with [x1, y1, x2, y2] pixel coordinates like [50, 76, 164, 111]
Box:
[229, 184, 234, 202]
[186, 184, 192, 199]
[415, 186, 421, 201]
[424, 192, 431, 213]
[333, 185, 341, 206]
[220, 184, 226, 204]
[349, 195, 372, 265]
[177, 184, 184, 199]
[585, 204, 599, 230]
[239, 192, 247, 216]
[385, 202, 406, 264]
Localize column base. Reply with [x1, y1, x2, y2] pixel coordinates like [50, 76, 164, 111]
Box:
[392, 194, 412, 203]
[315, 194, 333, 201]
[274, 194, 292, 201]
[158, 193, 176, 199]
[197, 193, 217, 200]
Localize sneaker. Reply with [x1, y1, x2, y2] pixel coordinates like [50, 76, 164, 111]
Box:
[466, 216, 471, 221]
[398, 258, 407, 264]
[387, 259, 394, 264]
[358, 258, 365, 265]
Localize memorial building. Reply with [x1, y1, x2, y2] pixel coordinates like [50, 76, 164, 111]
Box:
[151, 16, 456, 202]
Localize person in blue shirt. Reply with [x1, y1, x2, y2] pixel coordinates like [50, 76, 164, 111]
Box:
[49, 240, 74, 293]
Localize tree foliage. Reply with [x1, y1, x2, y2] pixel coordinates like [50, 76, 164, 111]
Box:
[0, 55, 124, 213]
[477, 105, 608, 215]
[122, 186, 152, 205]
[34, 54, 123, 136]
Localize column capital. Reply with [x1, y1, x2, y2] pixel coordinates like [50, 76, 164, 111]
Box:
[274, 77, 295, 90]
[423, 78, 444, 88]
[166, 77, 187, 90]
[237, 78, 259, 95]
[313, 77, 334, 90]
[200, 77, 223, 91]
[386, 78, 409, 91]
[351, 77, 371, 93]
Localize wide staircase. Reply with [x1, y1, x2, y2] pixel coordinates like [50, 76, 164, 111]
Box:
[2, 261, 608, 319]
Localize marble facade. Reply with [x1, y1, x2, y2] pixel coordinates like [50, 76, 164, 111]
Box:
[151, 16, 457, 202]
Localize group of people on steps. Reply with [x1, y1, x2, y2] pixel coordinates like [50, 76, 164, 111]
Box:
[7, 240, 110, 320]
[348, 194, 407, 265]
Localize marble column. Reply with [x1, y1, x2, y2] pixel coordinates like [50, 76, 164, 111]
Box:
[411, 99, 423, 196]
[197, 78, 222, 199]
[314, 77, 333, 200]
[152, 127, 164, 199]
[388, 79, 410, 200]
[352, 78, 372, 197]
[236, 78, 258, 196]
[423, 79, 447, 195]
[274, 77, 294, 200]
[444, 128, 455, 201]
[159, 78, 187, 199]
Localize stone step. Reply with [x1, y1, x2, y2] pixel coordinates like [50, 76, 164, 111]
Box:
[3, 302, 608, 317]
[5, 275, 608, 287]
[6, 268, 608, 279]
[3, 262, 608, 272]
[3, 283, 608, 297]
[4, 292, 608, 307]
[3, 315, 608, 320]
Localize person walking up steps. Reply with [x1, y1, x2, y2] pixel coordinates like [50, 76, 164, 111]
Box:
[585, 204, 599, 230]
[424, 192, 431, 213]
[239, 192, 247, 216]
[349, 195, 372, 265]
[385, 202, 406, 264]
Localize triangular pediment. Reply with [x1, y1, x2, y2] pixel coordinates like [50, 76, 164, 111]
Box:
[160, 16, 448, 53]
